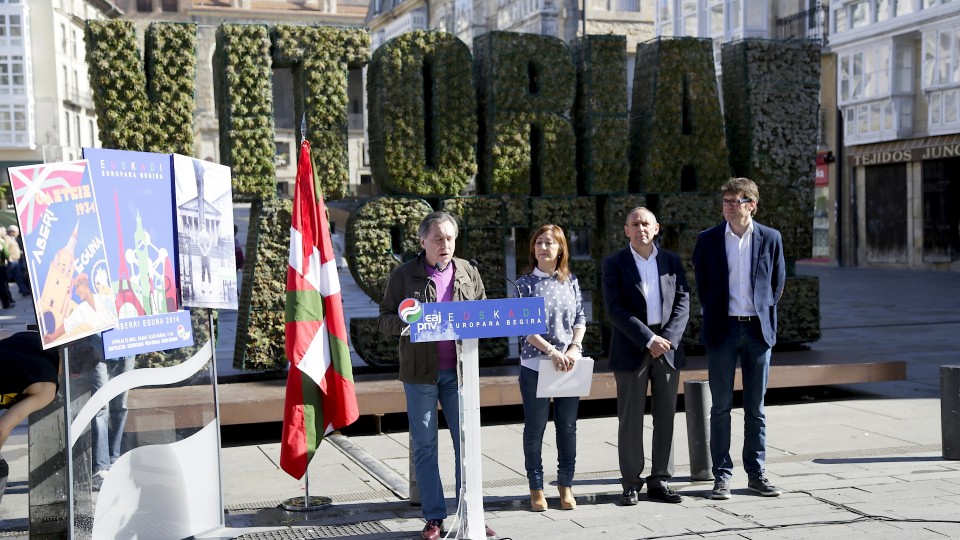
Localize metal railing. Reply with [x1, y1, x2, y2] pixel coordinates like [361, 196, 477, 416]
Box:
[775, 3, 829, 46]
[63, 86, 94, 109]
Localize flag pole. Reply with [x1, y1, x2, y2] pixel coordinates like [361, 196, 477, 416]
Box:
[280, 128, 348, 513]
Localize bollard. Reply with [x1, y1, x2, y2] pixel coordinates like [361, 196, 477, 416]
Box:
[408, 433, 420, 505]
[941, 366, 960, 460]
[684, 380, 714, 481]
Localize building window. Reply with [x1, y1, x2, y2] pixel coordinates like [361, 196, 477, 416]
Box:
[657, 0, 673, 37]
[0, 55, 25, 96]
[834, 4, 847, 33]
[896, 0, 915, 16]
[137, 0, 152, 11]
[0, 104, 28, 145]
[894, 42, 913, 93]
[162, 0, 177, 11]
[923, 27, 960, 88]
[708, 0, 723, 36]
[840, 46, 892, 104]
[65, 112, 71, 146]
[727, 0, 741, 33]
[0, 13, 23, 47]
[681, 0, 697, 36]
[877, 0, 891, 21]
[851, 1, 870, 28]
[274, 141, 290, 168]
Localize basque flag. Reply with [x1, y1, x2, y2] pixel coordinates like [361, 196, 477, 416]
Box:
[279, 139, 359, 479]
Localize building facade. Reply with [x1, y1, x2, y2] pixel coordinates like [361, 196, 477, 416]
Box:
[830, 0, 960, 270]
[0, 0, 121, 206]
[366, 0, 656, 107]
[654, 1, 837, 263]
[101, 0, 370, 199]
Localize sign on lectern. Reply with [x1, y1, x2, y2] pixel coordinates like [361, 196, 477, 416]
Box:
[402, 296, 546, 539]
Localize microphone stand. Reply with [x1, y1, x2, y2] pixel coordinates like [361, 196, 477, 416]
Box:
[468, 259, 521, 298]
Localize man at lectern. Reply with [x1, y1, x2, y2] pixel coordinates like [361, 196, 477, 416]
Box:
[378, 211, 495, 540]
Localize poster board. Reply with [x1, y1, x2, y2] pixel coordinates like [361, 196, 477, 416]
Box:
[6, 160, 117, 348]
[82, 148, 193, 358]
[172, 154, 239, 310]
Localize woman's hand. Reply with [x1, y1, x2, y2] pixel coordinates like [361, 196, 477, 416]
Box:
[565, 345, 582, 362]
[548, 348, 569, 372]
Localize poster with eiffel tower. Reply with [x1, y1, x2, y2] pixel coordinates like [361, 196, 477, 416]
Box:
[6, 160, 118, 349]
[83, 148, 194, 359]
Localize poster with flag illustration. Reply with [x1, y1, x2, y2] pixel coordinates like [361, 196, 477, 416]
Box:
[280, 139, 359, 480]
[82, 148, 193, 358]
[7, 160, 118, 349]
[171, 154, 238, 310]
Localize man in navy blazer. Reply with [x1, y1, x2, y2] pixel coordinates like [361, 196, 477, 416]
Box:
[693, 177, 786, 500]
[602, 207, 690, 506]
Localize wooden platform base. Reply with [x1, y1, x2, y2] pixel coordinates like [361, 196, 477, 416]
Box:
[125, 351, 906, 433]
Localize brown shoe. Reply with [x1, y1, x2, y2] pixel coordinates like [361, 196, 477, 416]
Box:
[529, 489, 547, 511]
[421, 519, 443, 540]
[559, 485, 576, 510]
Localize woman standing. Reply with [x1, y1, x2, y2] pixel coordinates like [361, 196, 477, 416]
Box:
[516, 224, 586, 511]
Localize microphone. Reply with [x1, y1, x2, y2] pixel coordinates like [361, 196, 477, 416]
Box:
[468, 259, 522, 298]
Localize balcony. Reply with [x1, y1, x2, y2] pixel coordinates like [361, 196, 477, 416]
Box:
[348, 113, 363, 132]
[63, 86, 94, 109]
[775, 3, 828, 47]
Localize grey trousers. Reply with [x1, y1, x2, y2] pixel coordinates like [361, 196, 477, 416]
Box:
[614, 355, 681, 489]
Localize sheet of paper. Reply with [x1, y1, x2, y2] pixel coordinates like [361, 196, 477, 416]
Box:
[536, 357, 594, 398]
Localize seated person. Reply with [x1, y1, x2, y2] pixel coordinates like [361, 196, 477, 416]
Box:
[0, 332, 61, 502]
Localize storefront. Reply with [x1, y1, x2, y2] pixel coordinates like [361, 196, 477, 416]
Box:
[845, 135, 960, 270]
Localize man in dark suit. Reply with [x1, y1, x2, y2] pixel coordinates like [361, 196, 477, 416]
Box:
[693, 177, 786, 500]
[602, 207, 690, 505]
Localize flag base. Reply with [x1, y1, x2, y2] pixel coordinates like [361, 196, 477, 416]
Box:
[281, 495, 333, 512]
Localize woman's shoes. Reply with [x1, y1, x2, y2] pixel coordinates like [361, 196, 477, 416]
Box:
[559, 486, 576, 510]
[529, 489, 547, 512]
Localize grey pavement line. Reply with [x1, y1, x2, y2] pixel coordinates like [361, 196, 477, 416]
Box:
[328, 434, 410, 500]
[822, 320, 960, 330]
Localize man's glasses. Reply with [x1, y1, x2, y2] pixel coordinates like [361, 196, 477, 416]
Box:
[721, 198, 752, 207]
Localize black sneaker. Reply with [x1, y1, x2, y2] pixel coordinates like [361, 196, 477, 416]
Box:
[619, 486, 639, 506]
[710, 478, 731, 500]
[747, 477, 782, 497]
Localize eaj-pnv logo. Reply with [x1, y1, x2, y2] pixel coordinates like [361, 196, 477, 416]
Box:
[399, 298, 423, 324]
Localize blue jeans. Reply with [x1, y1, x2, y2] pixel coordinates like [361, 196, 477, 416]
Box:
[707, 319, 771, 481]
[403, 368, 461, 521]
[90, 357, 135, 474]
[8, 261, 28, 296]
[519, 366, 579, 490]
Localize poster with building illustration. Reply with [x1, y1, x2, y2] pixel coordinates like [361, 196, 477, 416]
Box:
[172, 154, 238, 310]
[83, 148, 194, 358]
[6, 160, 118, 349]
